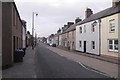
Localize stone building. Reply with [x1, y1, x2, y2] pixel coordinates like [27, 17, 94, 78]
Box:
[2, 2, 23, 67]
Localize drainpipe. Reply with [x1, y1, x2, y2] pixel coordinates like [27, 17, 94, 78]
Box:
[98, 19, 101, 56]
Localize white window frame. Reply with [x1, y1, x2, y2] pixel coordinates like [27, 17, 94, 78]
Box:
[108, 39, 118, 52]
[84, 25, 86, 33]
[79, 41, 82, 48]
[79, 27, 82, 34]
[91, 41, 95, 49]
[109, 19, 115, 32]
[91, 21, 97, 33]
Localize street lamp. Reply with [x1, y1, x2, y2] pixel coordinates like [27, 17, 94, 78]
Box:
[32, 12, 38, 49]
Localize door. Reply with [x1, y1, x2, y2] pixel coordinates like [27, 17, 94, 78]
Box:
[84, 41, 86, 53]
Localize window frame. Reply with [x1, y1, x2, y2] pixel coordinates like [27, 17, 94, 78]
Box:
[108, 39, 118, 52]
[79, 41, 82, 48]
[91, 41, 95, 50]
[109, 19, 115, 32]
[79, 27, 82, 34]
[91, 21, 97, 33]
[84, 25, 86, 33]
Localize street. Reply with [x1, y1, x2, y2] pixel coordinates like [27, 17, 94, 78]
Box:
[34, 43, 109, 78]
[2, 43, 117, 79]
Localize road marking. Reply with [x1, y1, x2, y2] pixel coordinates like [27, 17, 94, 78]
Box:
[78, 61, 115, 78]
[34, 75, 37, 78]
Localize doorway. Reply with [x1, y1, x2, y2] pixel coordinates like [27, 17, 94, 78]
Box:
[84, 41, 86, 53]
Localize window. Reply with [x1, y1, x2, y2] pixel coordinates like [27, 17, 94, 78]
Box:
[91, 21, 97, 32]
[91, 24, 95, 32]
[79, 41, 82, 47]
[79, 27, 82, 33]
[91, 41, 95, 49]
[109, 19, 115, 32]
[108, 39, 118, 52]
[84, 25, 86, 33]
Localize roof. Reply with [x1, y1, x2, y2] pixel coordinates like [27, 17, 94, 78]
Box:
[64, 23, 77, 33]
[77, 4, 120, 25]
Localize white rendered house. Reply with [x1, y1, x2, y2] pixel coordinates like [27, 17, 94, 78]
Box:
[76, 20, 100, 55]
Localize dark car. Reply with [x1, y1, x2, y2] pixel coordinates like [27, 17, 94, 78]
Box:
[52, 44, 56, 47]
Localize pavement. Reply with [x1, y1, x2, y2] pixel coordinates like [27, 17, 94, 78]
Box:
[2, 47, 36, 78]
[57, 46, 119, 64]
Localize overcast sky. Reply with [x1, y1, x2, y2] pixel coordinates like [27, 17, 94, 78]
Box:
[14, 0, 112, 37]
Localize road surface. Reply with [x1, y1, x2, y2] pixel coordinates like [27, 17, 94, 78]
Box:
[34, 43, 111, 78]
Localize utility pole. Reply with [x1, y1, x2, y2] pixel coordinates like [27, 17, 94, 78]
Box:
[32, 12, 38, 49]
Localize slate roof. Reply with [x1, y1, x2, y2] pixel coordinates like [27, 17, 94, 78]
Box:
[77, 4, 120, 25]
[64, 23, 77, 33]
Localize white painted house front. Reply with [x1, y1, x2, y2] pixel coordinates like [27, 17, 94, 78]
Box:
[76, 20, 100, 55]
[22, 20, 26, 49]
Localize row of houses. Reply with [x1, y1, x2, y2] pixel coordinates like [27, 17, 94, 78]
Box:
[48, 1, 120, 59]
[1, 2, 30, 68]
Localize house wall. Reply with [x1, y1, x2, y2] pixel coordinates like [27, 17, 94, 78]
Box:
[23, 26, 26, 48]
[76, 20, 100, 55]
[0, 1, 2, 68]
[58, 35, 62, 46]
[68, 30, 76, 50]
[61, 33, 66, 47]
[54, 35, 58, 46]
[2, 2, 23, 67]
[2, 3, 13, 66]
[101, 13, 119, 58]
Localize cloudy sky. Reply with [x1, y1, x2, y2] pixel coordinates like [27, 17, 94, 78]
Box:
[14, 0, 112, 37]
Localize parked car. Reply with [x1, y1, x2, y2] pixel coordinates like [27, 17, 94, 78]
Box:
[52, 44, 56, 47]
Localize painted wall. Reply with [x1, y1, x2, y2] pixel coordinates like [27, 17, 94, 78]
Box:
[0, 1, 2, 57]
[23, 26, 26, 48]
[101, 13, 119, 57]
[58, 35, 62, 46]
[68, 30, 76, 50]
[0, 1, 2, 71]
[76, 20, 100, 55]
[2, 3, 13, 66]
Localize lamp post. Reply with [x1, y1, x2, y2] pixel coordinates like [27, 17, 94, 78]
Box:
[32, 12, 38, 49]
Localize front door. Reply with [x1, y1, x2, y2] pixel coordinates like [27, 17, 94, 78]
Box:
[84, 41, 86, 53]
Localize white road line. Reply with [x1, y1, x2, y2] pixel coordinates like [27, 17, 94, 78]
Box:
[78, 61, 115, 78]
[33, 75, 37, 78]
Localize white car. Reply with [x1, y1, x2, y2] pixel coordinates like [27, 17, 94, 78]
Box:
[49, 43, 52, 46]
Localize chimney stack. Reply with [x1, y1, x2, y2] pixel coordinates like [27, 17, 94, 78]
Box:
[67, 22, 74, 28]
[112, 0, 120, 7]
[85, 8, 93, 18]
[75, 17, 82, 23]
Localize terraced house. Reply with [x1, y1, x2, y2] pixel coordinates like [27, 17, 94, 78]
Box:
[61, 22, 74, 48]
[76, 1, 120, 59]
[101, 1, 120, 59]
[2, 2, 23, 67]
[64, 18, 82, 50]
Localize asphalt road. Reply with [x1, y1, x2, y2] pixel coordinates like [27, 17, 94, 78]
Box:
[34, 43, 113, 78]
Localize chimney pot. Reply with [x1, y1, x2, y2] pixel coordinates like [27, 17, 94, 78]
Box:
[75, 17, 82, 23]
[85, 8, 93, 18]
